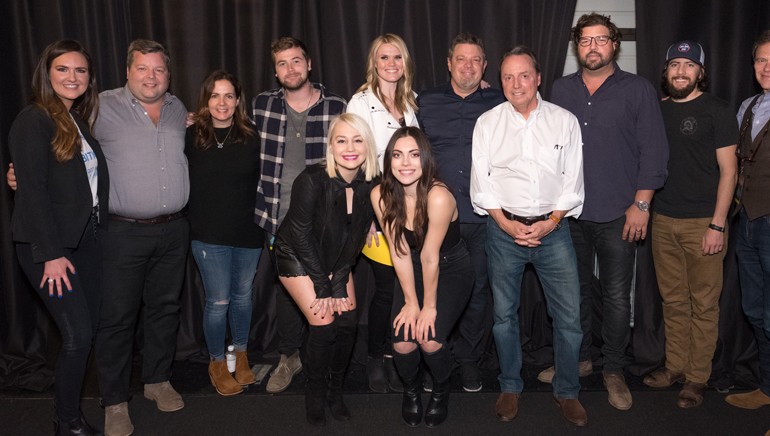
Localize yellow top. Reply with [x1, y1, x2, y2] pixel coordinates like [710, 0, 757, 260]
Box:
[361, 232, 393, 266]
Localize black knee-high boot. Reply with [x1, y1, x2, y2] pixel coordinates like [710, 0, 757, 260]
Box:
[393, 347, 423, 426]
[422, 345, 452, 427]
[328, 310, 357, 421]
[305, 324, 336, 426]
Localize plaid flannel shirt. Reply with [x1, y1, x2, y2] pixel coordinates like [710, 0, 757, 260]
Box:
[252, 83, 346, 235]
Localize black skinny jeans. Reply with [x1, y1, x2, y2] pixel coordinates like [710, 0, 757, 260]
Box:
[16, 222, 103, 423]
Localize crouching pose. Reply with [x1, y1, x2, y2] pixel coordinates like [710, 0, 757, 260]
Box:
[371, 127, 473, 427]
[273, 113, 379, 426]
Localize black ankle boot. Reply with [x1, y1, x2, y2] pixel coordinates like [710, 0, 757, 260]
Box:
[422, 345, 452, 427]
[401, 374, 423, 427]
[393, 348, 423, 426]
[424, 378, 450, 427]
[367, 356, 389, 393]
[384, 355, 403, 392]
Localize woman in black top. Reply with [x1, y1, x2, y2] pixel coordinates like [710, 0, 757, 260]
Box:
[273, 113, 379, 426]
[9, 40, 108, 435]
[371, 127, 472, 427]
[186, 70, 264, 396]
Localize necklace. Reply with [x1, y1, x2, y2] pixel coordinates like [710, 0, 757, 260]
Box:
[214, 124, 234, 148]
[286, 88, 314, 138]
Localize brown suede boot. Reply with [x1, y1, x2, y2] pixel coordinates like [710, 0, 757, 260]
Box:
[234, 351, 257, 385]
[208, 360, 244, 396]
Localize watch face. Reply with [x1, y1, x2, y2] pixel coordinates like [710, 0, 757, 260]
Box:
[637, 201, 650, 212]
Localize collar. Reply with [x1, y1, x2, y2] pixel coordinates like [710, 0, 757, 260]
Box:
[441, 81, 491, 100]
[332, 168, 365, 190]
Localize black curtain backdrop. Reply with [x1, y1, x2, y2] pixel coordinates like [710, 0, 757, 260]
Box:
[0, 0, 761, 393]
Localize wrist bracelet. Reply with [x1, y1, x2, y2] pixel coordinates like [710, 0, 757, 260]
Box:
[549, 214, 561, 224]
[708, 223, 725, 233]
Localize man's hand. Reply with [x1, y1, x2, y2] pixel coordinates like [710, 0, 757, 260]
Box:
[7, 163, 17, 191]
[702, 228, 725, 255]
[622, 205, 650, 241]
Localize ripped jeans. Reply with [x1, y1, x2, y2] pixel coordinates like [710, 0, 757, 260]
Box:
[191, 240, 262, 360]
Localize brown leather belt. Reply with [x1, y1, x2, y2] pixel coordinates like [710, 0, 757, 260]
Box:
[109, 210, 187, 225]
[502, 210, 552, 226]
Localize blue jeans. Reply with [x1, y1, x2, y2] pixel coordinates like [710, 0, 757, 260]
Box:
[191, 240, 262, 360]
[487, 219, 582, 398]
[569, 217, 635, 371]
[735, 210, 770, 395]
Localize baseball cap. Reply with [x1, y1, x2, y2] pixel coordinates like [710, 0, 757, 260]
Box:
[665, 40, 704, 66]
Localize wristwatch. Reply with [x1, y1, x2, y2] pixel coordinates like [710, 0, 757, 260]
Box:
[635, 200, 650, 212]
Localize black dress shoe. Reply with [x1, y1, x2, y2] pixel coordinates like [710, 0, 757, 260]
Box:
[55, 412, 103, 436]
[424, 380, 449, 427]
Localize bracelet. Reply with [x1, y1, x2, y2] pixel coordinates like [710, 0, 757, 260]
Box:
[708, 223, 725, 233]
[548, 214, 561, 224]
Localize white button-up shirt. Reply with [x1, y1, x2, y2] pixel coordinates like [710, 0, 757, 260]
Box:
[471, 93, 584, 218]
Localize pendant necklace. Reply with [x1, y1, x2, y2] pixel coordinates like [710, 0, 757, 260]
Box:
[215, 124, 234, 148]
[287, 88, 314, 138]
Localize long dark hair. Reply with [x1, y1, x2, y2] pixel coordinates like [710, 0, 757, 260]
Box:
[32, 39, 98, 162]
[378, 126, 441, 255]
[193, 70, 253, 149]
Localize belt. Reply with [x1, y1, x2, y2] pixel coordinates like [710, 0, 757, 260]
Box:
[502, 210, 552, 225]
[109, 209, 187, 225]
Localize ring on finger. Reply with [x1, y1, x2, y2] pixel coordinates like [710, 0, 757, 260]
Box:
[48, 278, 54, 283]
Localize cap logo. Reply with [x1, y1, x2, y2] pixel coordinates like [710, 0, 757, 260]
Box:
[677, 43, 691, 53]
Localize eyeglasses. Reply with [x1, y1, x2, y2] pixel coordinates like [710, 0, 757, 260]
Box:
[577, 35, 612, 47]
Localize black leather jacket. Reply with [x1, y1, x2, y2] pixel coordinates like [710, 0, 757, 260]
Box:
[274, 164, 375, 298]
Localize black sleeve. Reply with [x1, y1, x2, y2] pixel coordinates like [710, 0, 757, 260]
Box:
[285, 170, 333, 298]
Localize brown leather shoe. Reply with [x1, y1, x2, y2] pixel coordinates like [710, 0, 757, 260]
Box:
[643, 367, 685, 388]
[677, 381, 705, 408]
[603, 372, 632, 410]
[554, 397, 588, 427]
[234, 351, 257, 385]
[495, 392, 520, 422]
[725, 389, 770, 409]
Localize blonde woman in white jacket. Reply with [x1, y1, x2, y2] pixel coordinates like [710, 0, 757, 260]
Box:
[347, 33, 420, 393]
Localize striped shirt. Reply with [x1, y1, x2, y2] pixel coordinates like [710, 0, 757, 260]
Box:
[251, 83, 346, 234]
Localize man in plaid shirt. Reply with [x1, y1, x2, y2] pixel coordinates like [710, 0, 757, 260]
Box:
[252, 36, 346, 393]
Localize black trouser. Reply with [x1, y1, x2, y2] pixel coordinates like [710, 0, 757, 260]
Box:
[275, 281, 307, 356]
[95, 217, 189, 406]
[451, 222, 492, 364]
[16, 222, 103, 422]
[367, 258, 396, 358]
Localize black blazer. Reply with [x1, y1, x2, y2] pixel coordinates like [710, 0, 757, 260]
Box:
[9, 105, 110, 263]
[275, 164, 374, 298]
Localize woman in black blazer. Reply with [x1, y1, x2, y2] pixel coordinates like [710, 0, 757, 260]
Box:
[9, 40, 108, 436]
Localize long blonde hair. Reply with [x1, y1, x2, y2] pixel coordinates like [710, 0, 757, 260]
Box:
[356, 34, 417, 117]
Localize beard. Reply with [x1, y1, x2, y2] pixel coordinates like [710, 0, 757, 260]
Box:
[579, 51, 611, 71]
[667, 76, 698, 100]
[280, 74, 308, 91]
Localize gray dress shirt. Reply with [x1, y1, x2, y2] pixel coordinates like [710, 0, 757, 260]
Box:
[94, 85, 189, 218]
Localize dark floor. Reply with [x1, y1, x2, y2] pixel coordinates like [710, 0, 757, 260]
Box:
[1, 360, 768, 435]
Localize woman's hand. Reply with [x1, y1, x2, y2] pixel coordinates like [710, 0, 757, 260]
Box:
[416, 306, 437, 344]
[331, 297, 354, 315]
[310, 297, 334, 319]
[393, 303, 420, 342]
[366, 221, 379, 248]
[40, 257, 75, 298]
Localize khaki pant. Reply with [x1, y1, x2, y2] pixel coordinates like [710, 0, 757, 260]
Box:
[651, 213, 726, 383]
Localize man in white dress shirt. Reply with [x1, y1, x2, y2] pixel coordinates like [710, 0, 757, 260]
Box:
[470, 46, 586, 427]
